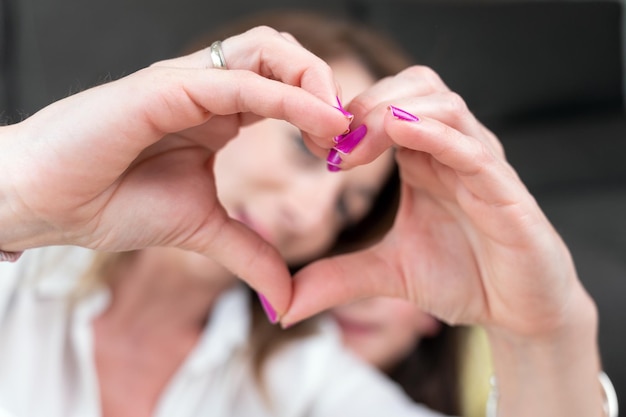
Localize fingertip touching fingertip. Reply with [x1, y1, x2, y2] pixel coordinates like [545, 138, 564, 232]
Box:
[280, 320, 296, 330]
[326, 124, 368, 172]
[334, 96, 354, 121]
[334, 124, 367, 154]
[257, 292, 280, 324]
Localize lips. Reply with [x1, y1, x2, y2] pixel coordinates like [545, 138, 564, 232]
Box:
[333, 314, 379, 336]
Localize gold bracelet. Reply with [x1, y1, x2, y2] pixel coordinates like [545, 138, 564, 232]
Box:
[486, 372, 618, 417]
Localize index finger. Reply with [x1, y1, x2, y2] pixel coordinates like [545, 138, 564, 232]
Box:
[323, 66, 454, 171]
[281, 245, 401, 326]
[154, 26, 348, 146]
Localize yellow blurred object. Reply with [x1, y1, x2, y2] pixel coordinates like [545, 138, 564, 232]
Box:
[460, 327, 493, 417]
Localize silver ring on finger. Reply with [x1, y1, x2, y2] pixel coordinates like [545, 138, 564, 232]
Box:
[209, 40, 228, 69]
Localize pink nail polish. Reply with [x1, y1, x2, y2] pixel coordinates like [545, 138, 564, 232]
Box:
[327, 148, 342, 166]
[258, 293, 278, 324]
[327, 164, 341, 172]
[333, 132, 348, 144]
[334, 124, 367, 154]
[334, 96, 354, 120]
[389, 105, 420, 122]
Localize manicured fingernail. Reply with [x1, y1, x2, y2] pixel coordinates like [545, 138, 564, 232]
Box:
[327, 148, 342, 166]
[258, 292, 278, 324]
[327, 148, 342, 172]
[334, 124, 367, 154]
[334, 132, 347, 143]
[335, 96, 354, 121]
[389, 105, 420, 122]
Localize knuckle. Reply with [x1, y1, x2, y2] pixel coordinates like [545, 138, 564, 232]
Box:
[444, 91, 469, 116]
[316, 60, 334, 78]
[348, 94, 377, 117]
[474, 141, 496, 169]
[279, 31, 298, 44]
[401, 65, 444, 90]
[247, 25, 279, 38]
[485, 128, 506, 157]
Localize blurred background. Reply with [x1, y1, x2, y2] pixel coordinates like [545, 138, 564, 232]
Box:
[1, 0, 625, 408]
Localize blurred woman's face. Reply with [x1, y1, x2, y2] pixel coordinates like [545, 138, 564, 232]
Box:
[331, 297, 441, 371]
[214, 58, 394, 265]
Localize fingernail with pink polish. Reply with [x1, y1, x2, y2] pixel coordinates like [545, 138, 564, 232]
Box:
[326, 148, 342, 172]
[334, 132, 348, 144]
[334, 124, 367, 154]
[258, 292, 278, 324]
[389, 105, 420, 122]
[335, 96, 354, 121]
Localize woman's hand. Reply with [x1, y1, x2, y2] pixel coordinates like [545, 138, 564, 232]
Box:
[0, 26, 350, 316]
[283, 65, 596, 340]
[285, 67, 604, 416]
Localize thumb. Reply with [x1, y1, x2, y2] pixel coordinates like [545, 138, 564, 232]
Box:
[281, 246, 400, 327]
[188, 215, 293, 323]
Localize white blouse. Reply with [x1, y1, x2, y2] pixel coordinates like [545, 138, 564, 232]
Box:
[0, 247, 447, 417]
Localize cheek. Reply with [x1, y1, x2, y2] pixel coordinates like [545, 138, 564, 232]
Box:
[216, 137, 271, 177]
[214, 131, 285, 203]
[282, 230, 336, 266]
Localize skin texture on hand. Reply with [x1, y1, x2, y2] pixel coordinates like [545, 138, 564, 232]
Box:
[282, 65, 602, 416]
[0, 26, 351, 319]
[283, 66, 576, 333]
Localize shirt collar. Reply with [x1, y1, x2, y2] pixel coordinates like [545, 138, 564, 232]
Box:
[30, 247, 252, 373]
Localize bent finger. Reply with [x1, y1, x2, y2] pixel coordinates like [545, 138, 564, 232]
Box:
[156, 27, 340, 109]
[383, 107, 525, 206]
[187, 69, 350, 145]
[347, 65, 451, 127]
[281, 246, 402, 326]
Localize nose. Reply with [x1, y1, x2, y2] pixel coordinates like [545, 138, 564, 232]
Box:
[279, 172, 343, 235]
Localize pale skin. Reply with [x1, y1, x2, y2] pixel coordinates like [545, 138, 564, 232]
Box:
[330, 296, 441, 371]
[0, 25, 604, 417]
[94, 58, 391, 417]
[283, 66, 604, 417]
[0, 26, 354, 318]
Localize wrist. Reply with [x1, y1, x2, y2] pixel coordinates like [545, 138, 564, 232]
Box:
[0, 124, 58, 252]
[486, 289, 603, 417]
[487, 283, 598, 348]
[487, 372, 618, 417]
